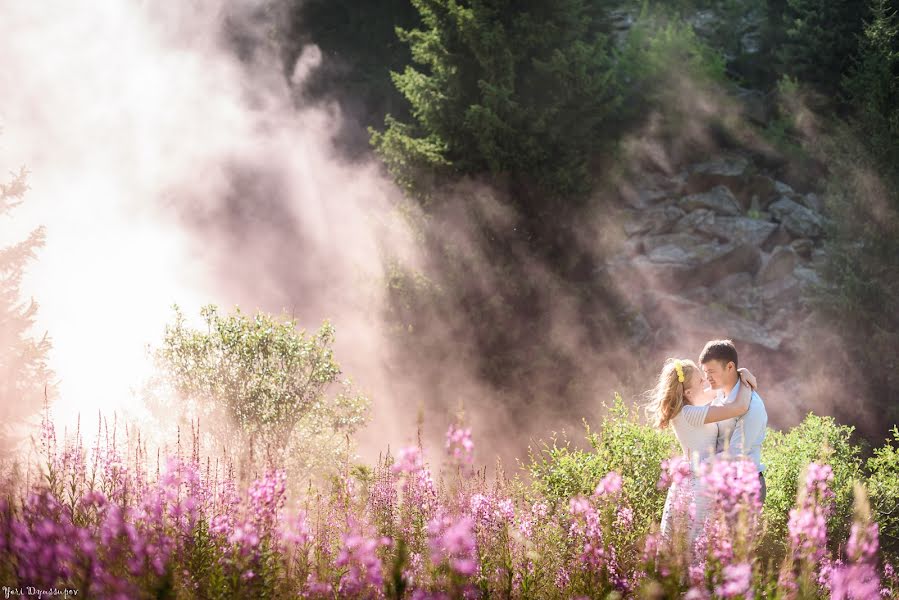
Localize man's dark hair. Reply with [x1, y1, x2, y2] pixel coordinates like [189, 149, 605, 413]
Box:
[699, 339, 739, 368]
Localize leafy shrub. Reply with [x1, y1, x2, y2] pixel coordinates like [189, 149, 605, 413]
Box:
[153, 305, 370, 482]
[867, 426, 899, 558]
[527, 393, 677, 536]
[761, 413, 863, 553]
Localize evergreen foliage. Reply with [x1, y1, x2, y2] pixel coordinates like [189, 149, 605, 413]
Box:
[0, 167, 53, 452]
[843, 0, 899, 173]
[770, 0, 869, 94]
[372, 0, 622, 198]
[812, 0, 899, 434]
[281, 0, 420, 153]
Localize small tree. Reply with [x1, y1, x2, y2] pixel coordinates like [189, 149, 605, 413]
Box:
[0, 167, 54, 454]
[155, 305, 369, 481]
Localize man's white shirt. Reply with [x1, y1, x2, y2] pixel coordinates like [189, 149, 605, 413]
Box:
[713, 380, 768, 473]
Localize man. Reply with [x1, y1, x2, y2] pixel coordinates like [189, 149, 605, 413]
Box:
[699, 339, 769, 503]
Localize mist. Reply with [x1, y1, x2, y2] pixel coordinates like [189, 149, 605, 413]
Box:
[0, 0, 888, 481]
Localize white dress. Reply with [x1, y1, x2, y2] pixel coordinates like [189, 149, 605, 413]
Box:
[659, 403, 718, 543]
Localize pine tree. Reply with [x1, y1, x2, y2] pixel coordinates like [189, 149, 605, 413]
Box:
[371, 0, 620, 200]
[815, 0, 899, 432]
[0, 168, 54, 452]
[843, 0, 899, 171]
[774, 0, 870, 94]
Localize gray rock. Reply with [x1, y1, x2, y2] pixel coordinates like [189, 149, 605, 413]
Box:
[735, 88, 769, 127]
[800, 192, 824, 213]
[769, 197, 826, 238]
[684, 285, 712, 304]
[602, 257, 693, 301]
[679, 186, 743, 216]
[686, 158, 750, 194]
[790, 238, 814, 259]
[611, 236, 760, 295]
[681, 304, 784, 350]
[622, 205, 686, 237]
[739, 174, 780, 210]
[759, 274, 801, 304]
[645, 234, 718, 263]
[811, 248, 828, 268]
[713, 271, 754, 291]
[762, 225, 793, 252]
[765, 307, 791, 331]
[620, 185, 669, 209]
[620, 237, 644, 257]
[758, 246, 800, 284]
[618, 171, 685, 208]
[674, 208, 716, 233]
[793, 266, 822, 288]
[707, 272, 763, 319]
[695, 215, 779, 247]
[642, 234, 761, 288]
[774, 181, 794, 195]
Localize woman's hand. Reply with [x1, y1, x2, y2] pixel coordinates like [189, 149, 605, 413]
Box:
[738, 367, 757, 390]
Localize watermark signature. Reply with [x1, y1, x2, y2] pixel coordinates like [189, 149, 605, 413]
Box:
[2, 587, 78, 599]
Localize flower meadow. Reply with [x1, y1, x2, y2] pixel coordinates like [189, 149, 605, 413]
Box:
[1, 402, 899, 599]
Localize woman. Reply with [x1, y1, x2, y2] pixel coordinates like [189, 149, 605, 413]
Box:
[647, 358, 756, 543]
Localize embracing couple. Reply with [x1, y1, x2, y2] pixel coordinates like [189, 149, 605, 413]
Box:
[647, 339, 768, 542]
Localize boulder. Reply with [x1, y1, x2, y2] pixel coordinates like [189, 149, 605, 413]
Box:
[619, 237, 644, 257]
[811, 248, 828, 268]
[761, 224, 793, 252]
[793, 266, 822, 288]
[706, 272, 763, 319]
[620, 185, 669, 209]
[642, 234, 761, 288]
[800, 192, 824, 213]
[769, 197, 826, 238]
[774, 181, 794, 195]
[617, 171, 684, 209]
[680, 304, 784, 351]
[759, 274, 801, 305]
[738, 174, 780, 210]
[601, 256, 694, 301]
[685, 157, 749, 194]
[758, 246, 800, 285]
[674, 208, 716, 233]
[765, 307, 791, 331]
[679, 186, 743, 216]
[736, 88, 769, 125]
[622, 205, 686, 237]
[695, 215, 779, 247]
[790, 238, 814, 259]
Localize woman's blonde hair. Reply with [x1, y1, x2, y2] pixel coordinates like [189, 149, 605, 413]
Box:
[646, 358, 700, 429]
